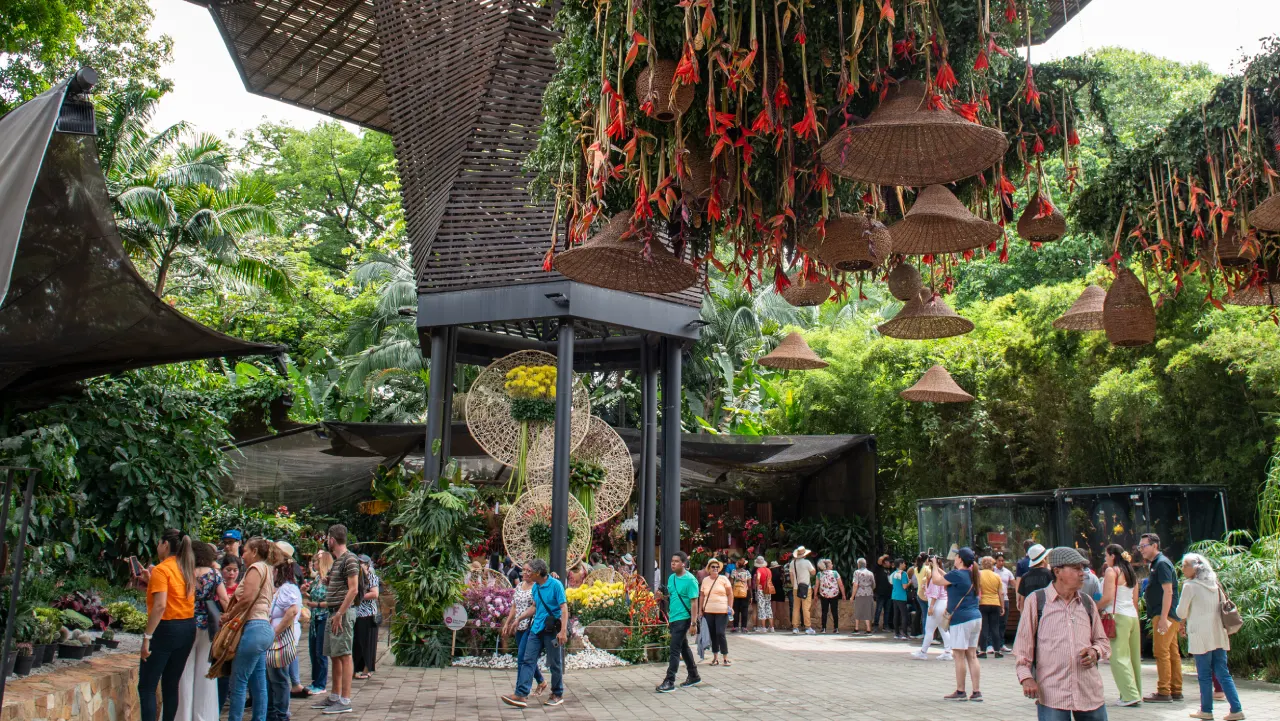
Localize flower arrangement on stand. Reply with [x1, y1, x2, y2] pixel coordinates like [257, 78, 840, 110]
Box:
[525, 504, 580, 562]
[462, 585, 514, 653]
[504, 364, 557, 498]
[567, 581, 629, 626]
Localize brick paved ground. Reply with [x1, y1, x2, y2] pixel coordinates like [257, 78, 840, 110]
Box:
[291, 632, 1280, 721]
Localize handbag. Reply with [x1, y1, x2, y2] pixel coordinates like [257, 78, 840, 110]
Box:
[205, 596, 223, 644]
[534, 583, 562, 635]
[267, 625, 298, 668]
[939, 581, 974, 633]
[1100, 612, 1117, 639]
[206, 563, 271, 679]
[1218, 586, 1243, 635]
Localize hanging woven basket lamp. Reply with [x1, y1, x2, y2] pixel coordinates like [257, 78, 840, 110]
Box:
[877, 288, 975, 340]
[900, 364, 974, 403]
[679, 147, 739, 205]
[635, 60, 695, 123]
[813, 212, 892, 271]
[553, 214, 697, 293]
[1052, 285, 1106, 331]
[887, 262, 924, 301]
[780, 273, 832, 307]
[758, 332, 828, 370]
[1102, 269, 1156, 347]
[1215, 223, 1258, 267]
[1249, 193, 1280, 232]
[817, 80, 1009, 187]
[1017, 192, 1067, 243]
[889, 185, 1002, 255]
[1225, 281, 1280, 306]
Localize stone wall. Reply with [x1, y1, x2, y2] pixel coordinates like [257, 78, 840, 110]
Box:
[1, 654, 139, 721]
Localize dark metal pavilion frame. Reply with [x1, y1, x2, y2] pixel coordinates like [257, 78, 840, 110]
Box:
[194, 0, 706, 583]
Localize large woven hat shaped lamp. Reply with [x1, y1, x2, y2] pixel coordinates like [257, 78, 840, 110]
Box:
[900, 365, 974, 403]
[758, 332, 828, 370]
[780, 272, 832, 306]
[1052, 285, 1106, 331]
[818, 80, 1009, 187]
[1017, 192, 1067, 243]
[877, 288, 975, 340]
[813, 212, 892, 271]
[889, 185, 1003, 255]
[1250, 194, 1280, 232]
[1102, 269, 1156, 347]
[553, 214, 698, 293]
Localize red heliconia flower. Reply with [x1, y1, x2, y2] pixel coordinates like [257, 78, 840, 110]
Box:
[934, 62, 958, 94]
[921, 254, 934, 265]
[997, 172, 1016, 197]
[792, 103, 819, 140]
[988, 37, 1012, 58]
[814, 166, 833, 194]
[999, 236, 1010, 263]
[1192, 219, 1207, 240]
[987, 239, 998, 252]
[1032, 134, 1045, 155]
[750, 108, 774, 135]
[624, 32, 648, 71]
[880, 0, 895, 25]
[954, 102, 980, 123]
[1023, 66, 1041, 110]
[1067, 127, 1080, 147]
[795, 30, 806, 45]
[674, 42, 700, 86]
[1046, 121, 1060, 137]
[926, 91, 948, 111]
[1005, 0, 1018, 23]
[633, 178, 652, 221]
[1032, 195, 1057, 220]
[606, 101, 627, 140]
[542, 248, 555, 272]
[774, 79, 791, 109]
[893, 37, 915, 61]
[973, 49, 989, 72]
[962, 248, 974, 261]
[774, 265, 791, 293]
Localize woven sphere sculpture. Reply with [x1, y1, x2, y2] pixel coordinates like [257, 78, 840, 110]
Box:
[818, 80, 1009, 186]
[900, 365, 974, 403]
[887, 262, 924, 301]
[582, 567, 627, 587]
[1052, 285, 1106, 331]
[1215, 224, 1258, 267]
[1250, 194, 1280, 232]
[553, 214, 698, 293]
[1102, 269, 1156, 347]
[679, 147, 739, 205]
[758, 332, 828, 370]
[1017, 193, 1067, 243]
[502, 485, 591, 566]
[465, 350, 590, 470]
[780, 273, 831, 306]
[528, 415, 634, 525]
[889, 185, 1003, 255]
[813, 213, 892, 271]
[464, 567, 512, 589]
[635, 60, 695, 123]
[877, 288, 975, 340]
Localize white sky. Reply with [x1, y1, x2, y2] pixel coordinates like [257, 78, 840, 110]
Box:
[149, 0, 1280, 137]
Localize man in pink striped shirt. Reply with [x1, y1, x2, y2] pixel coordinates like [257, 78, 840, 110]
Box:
[1014, 546, 1112, 721]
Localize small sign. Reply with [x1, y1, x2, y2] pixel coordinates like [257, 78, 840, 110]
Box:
[443, 603, 468, 631]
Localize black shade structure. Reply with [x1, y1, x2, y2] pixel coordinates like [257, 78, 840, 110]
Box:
[0, 76, 283, 402]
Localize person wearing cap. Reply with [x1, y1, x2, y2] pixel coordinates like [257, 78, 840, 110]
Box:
[931, 547, 985, 701]
[1013, 546, 1110, 721]
[787, 546, 817, 634]
[1017, 544, 1053, 613]
[267, 540, 303, 721]
[353, 554, 381, 680]
[222, 530, 243, 560]
[730, 559, 753, 633]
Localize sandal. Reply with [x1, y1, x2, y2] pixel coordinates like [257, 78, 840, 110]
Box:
[710, 659, 719, 666]
[722, 660, 732, 667]
[535, 682, 549, 696]
[354, 672, 372, 680]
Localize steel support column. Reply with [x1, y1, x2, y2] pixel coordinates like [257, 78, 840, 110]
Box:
[423, 329, 450, 486]
[550, 319, 575, 579]
[439, 327, 458, 464]
[638, 338, 659, 589]
[659, 338, 682, 589]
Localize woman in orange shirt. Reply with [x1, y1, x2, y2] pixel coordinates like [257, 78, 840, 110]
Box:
[139, 528, 198, 721]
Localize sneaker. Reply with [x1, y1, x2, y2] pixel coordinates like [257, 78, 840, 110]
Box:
[1117, 699, 1141, 707]
[792, 628, 800, 634]
[1188, 713, 1214, 720]
[1144, 694, 1173, 703]
[994, 652, 1004, 659]
[311, 698, 338, 710]
[306, 686, 326, 696]
[969, 692, 984, 703]
[939, 652, 954, 661]
[322, 703, 353, 715]
[805, 628, 816, 635]
[680, 677, 702, 688]
[943, 691, 968, 701]
[544, 696, 564, 707]
[977, 652, 988, 659]
[1224, 712, 1246, 721]
[910, 650, 929, 660]
[655, 681, 676, 693]
[1172, 694, 1185, 701]
[501, 695, 529, 708]
[1001, 645, 1013, 653]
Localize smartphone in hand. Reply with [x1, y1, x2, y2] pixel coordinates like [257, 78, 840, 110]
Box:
[128, 556, 144, 576]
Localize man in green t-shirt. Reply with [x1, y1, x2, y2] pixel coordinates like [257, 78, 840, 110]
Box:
[656, 551, 701, 693]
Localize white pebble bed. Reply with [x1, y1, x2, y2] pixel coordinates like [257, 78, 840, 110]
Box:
[453, 646, 629, 670]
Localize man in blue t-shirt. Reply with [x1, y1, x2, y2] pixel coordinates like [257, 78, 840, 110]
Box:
[656, 551, 701, 693]
[501, 559, 568, 708]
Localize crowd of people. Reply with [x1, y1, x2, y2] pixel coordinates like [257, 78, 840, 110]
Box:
[134, 524, 382, 721]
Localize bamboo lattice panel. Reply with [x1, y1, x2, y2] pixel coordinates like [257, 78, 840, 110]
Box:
[201, 0, 390, 131]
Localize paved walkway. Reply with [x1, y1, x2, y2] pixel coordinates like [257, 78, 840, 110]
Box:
[293, 633, 1279, 721]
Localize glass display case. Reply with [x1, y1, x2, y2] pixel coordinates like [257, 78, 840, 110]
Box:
[918, 493, 1054, 557]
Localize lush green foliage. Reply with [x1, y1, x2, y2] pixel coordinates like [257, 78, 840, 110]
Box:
[782, 515, 872, 585]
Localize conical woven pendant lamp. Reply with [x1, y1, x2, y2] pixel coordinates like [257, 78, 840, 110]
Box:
[877, 288, 974, 340]
[1250, 194, 1280, 232]
[1225, 282, 1280, 306]
[889, 185, 1003, 255]
[553, 214, 698, 293]
[780, 274, 831, 307]
[900, 365, 974, 403]
[818, 80, 1009, 187]
[1216, 224, 1257, 267]
[1102, 269, 1155, 347]
[635, 60, 695, 123]
[1017, 193, 1067, 243]
[887, 262, 924, 301]
[758, 332, 828, 370]
[813, 213, 892, 271]
[1052, 285, 1106, 331]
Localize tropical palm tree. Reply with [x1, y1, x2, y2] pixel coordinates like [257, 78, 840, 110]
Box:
[342, 250, 425, 413]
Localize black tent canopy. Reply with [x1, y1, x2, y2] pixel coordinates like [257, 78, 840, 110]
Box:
[0, 74, 282, 401]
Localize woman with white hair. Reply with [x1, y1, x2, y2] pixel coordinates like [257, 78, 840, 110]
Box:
[850, 558, 876, 635]
[1178, 553, 1245, 721]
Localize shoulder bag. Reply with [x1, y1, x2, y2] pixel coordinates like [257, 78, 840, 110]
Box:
[1217, 585, 1243, 635]
[791, 562, 810, 600]
[267, 624, 298, 668]
[534, 583, 562, 635]
[939, 579, 974, 633]
[206, 563, 271, 679]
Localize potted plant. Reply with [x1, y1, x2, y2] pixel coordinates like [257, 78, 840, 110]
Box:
[57, 628, 85, 660]
[99, 628, 118, 649]
[13, 643, 34, 676]
[38, 620, 58, 665]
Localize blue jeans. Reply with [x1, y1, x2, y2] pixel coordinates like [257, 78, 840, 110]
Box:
[309, 614, 329, 689]
[1195, 649, 1243, 713]
[514, 629, 544, 685]
[874, 595, 891, 628]
[227, 619, 273, 721]
[266, 663, 292, 721]
[514, 630, 562, 697]
[1036, 704, 1108, 721]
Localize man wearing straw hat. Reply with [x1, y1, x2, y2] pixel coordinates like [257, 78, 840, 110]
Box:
[788, 546, 816, 635]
